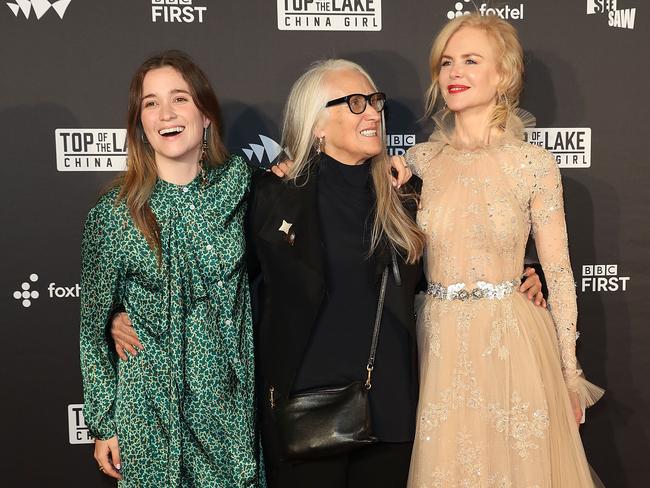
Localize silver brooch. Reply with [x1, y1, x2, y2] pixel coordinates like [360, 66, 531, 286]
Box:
[278, 219, 296, 246]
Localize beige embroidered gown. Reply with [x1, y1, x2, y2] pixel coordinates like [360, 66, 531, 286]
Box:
[406, 112, 604, 488]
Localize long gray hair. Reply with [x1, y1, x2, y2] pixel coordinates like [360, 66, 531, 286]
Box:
[280, 59, 425, 263]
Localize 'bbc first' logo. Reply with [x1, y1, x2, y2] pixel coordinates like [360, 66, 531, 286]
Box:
[587, 0, 636, 29]
[152, 0, 207, 23]
[387, 134, 416, 156]
[581, 264, 630, 292]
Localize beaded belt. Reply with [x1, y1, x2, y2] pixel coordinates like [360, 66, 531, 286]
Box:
[426, 278, 520, 301]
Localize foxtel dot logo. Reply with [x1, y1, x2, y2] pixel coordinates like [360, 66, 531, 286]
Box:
[13, 274, 40, 308]
[447, 0, 471, 19]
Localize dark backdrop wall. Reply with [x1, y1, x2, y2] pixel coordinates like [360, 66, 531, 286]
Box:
[1, 1, 648, 486]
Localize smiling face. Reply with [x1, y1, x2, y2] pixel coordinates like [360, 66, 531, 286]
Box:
[439, 26, 502, 116]
[139, 66, 209, 167]
[316, 69, 383, 165]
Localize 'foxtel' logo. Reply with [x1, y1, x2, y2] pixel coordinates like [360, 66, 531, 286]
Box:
[447, 0, 524, 20]
[587, 0, 636, 29]
[47, 282, 80, 298]
[241, 135, 283, 169]
[524, 128, 591, 168]
[11, 273, 80, 308]
[12, 273, 40, 308]
[68, 404, 94, 444]
[151, 0, 207, 23]
[581, 264, 630, 292]
[6, 0, 71, 19]
[278, 0, 382, 31]
[55, 129, 127, 172]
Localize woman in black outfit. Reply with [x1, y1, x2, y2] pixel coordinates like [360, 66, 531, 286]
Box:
[247, 59, 426, 487]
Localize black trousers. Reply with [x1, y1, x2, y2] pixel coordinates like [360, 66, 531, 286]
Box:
[267, 441, 413, 488]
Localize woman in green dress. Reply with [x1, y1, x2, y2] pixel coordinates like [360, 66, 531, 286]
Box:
[79, 51, 263, 487]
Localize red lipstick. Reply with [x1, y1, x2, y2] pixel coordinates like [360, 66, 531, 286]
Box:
[448, 84, 470, 94]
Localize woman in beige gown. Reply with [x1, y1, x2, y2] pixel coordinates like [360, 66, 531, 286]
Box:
[405, 13, 604, 487]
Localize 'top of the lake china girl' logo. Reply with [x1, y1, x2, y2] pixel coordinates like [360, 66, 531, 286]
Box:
[278, 0, 382, 31]
[68, 404, 94, 444]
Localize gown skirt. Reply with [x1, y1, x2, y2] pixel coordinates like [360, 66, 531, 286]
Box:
[408, 290, 604, 487]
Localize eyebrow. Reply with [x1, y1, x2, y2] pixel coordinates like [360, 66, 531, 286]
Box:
[141, 88, 191, 101]
[441, 53, 484, 59]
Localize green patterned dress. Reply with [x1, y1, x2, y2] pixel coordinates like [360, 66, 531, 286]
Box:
[80, 155, 263, 487]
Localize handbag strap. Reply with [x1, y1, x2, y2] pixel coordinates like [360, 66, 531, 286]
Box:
[364, 262, 390, 390]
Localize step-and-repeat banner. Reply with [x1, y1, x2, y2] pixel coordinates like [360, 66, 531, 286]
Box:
[1, 1, 647, 486]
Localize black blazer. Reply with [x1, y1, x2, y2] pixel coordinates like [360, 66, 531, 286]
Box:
[246, 165, 424, 414]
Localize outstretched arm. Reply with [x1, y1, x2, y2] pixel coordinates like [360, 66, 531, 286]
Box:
[270, 156, 412, 187]
[530, 151, 604, 420]
[80, 204, 122, 440]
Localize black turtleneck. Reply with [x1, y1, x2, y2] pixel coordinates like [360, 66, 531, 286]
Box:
[292, 153, 415, 442]
[293, 152, 375, 389]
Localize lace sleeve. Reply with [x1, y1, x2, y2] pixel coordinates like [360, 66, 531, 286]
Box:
[530, 149, 604, 408]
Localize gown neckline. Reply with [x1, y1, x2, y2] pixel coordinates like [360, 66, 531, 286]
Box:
[428, 108, 537, 155]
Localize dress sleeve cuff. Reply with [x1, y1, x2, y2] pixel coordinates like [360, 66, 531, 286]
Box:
[566, 373, 605, 409]
[89, 418, 116, 441]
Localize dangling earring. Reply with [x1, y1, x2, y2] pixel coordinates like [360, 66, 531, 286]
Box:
[316, 135, 325, 155]
[140, 128, 149, 145]
[200, 126, 209, 161]
[199, 126, 209, 186]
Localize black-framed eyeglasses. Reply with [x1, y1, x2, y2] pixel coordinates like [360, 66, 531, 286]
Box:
[325, 92, 386, 115]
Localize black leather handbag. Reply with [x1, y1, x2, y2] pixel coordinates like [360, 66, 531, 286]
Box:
[275, 265, 391, 461]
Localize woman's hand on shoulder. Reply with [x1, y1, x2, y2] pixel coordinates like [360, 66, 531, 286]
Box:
[270, 156, 413, 189]
[111, 312, 143, 361]
[390, 155, 412, 189]
[270, 160, 293, 178]
[94, 436, 122, 480]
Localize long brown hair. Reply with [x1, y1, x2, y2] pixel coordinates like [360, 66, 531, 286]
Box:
[115, 50, 228, 256]
[281, 59, 425, 263]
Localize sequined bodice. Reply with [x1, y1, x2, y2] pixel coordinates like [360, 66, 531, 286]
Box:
[414, 142, 535, 288]
[407, 123, 583, 393]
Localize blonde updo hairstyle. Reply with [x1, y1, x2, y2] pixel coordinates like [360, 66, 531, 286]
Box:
[425, 13, 524, 128]
[280, 59, 425, 264]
